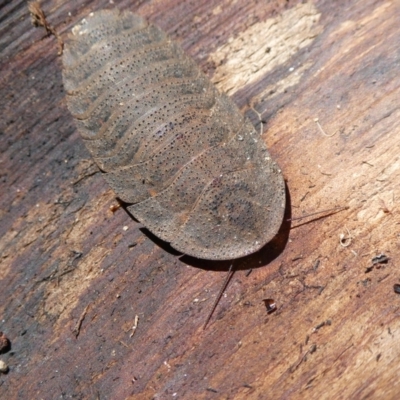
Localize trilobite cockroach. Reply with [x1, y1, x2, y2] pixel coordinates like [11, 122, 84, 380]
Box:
[62, 9, 285, 260]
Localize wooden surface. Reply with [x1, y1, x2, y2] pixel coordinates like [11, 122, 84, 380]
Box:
[1, 0, 399, 398]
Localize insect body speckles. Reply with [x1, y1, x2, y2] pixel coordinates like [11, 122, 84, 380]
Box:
[62, 10, 285, 260]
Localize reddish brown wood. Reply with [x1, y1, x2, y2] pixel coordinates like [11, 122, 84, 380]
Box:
[1, 0, 400, 399]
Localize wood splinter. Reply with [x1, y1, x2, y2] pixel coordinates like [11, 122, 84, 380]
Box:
[28, 1, 64, 55]
[73, 304, 90, 338]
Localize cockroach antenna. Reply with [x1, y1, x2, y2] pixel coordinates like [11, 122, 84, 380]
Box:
[203, 263, 235, 330]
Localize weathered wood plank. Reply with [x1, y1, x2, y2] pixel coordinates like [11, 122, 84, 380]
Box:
[1, 0, 400, 398]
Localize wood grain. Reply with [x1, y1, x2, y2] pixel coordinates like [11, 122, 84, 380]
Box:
[1, 0, 399, 398]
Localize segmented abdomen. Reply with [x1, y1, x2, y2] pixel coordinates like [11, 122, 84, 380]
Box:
[62, 10, 285, 260]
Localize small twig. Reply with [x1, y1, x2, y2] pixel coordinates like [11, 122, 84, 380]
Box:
[362, 160, 374, 167]
[73, 304, 90, 338]
[130, 315, 139, 338]
[72, 169, 100, 185]
[312, 319, 331, 333]
[28, 1, 64, 55]
[289, 344, 318, 373]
